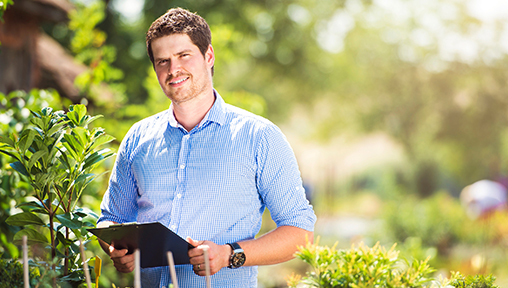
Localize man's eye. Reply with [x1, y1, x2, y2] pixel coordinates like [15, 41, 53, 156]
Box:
[158, 60, 168, 65]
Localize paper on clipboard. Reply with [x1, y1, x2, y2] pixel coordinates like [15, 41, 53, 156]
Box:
[88, 222, 194, 268]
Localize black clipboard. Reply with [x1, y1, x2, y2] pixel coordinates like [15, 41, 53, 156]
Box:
[88, 222, 194, 268]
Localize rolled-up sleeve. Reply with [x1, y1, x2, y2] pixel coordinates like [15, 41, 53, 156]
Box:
[256, 125, 316, 231]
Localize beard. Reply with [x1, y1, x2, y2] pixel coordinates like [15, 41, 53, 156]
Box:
[164, 69, 211, 105]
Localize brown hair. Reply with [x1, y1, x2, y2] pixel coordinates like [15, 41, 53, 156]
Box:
[146, 8, 213, 75]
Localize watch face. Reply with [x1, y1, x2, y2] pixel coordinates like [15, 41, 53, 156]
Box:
[231, 252, 246, 268]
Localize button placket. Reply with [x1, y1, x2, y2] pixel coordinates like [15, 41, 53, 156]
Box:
[169, 133, 190, 233]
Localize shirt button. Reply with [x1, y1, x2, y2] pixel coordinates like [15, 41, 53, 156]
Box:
[180, 164, 185, 169]
[183, 135, 190, 139]
[177, 194, 182, 198]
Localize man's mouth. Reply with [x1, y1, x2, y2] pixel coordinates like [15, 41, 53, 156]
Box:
[169, 77, 189, 85]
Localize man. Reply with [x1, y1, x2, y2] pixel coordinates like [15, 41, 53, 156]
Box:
[97, 7, 316, 287]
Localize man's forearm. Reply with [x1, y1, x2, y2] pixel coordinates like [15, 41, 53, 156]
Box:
[239, 226, 313, 266]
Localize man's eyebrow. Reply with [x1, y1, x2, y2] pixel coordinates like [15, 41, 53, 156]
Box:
[176, 48, 193, 55]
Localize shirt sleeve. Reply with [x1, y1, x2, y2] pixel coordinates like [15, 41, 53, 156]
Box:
[255, 124, 316, 231]
[97, 128, 139, 224]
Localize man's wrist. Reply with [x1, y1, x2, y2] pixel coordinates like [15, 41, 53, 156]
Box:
[223, 244, 232, 268]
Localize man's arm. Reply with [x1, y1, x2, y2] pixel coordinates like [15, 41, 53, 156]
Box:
[97, 221, 135, 273]
[188, 225, 313, 276]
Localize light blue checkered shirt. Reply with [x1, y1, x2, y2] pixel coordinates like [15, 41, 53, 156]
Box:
[98, 90, 316, 287]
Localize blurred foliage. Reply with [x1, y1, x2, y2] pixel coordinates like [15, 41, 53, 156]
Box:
[289, 240, 441, 288]
[0, 258, 41, 288]
[382, 193, 470, 255]
[288, 240, 501, 288]
[0, 0, 12, 22]
[449, 272, 500, 288]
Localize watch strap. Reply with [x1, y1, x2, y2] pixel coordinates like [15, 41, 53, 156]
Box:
[227, 242, 241, 251]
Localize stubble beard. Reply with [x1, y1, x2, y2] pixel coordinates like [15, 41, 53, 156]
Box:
[165, 71, 210, 105]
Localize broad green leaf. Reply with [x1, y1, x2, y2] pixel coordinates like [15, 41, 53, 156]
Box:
[0, 135, 15, 147]
[10, 161, 29, 177]
[64, 133, 84, 155]
[83, 114, 103, 127]
[27, 150, 47, 169]
[16, 201, 46, 210]
[62, 139, 80, 160]
[6, 212, 45, 226]
[30, 117, 45, 129]
[56, 146, 71, 169]
[82, 152, 104, 170]
[74, 207, 98, 219]
[56, 230, 72, 246]
[74, 211, 87, 218]
[46, 121, 67, 137]
[89, 134, 115, 151]
[72, 126, 88, 148]
[13, 228, 49, 245]
[0, 149, 21, 162]
[19, 129, 36, 154]
[55, 213, 82, 230]
[75, 173, 94, 184]
[68, 104, 87, 126]
[30, 110, 41, 118]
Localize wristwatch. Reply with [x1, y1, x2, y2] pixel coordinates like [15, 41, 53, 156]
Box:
[227, 242, 246, 269]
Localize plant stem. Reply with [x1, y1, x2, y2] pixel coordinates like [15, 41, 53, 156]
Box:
[64, 227, 69, 276]
[46, 185, 57, 287]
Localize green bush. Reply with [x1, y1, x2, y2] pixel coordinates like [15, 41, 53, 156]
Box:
[288, 239, 436, 288]
[0, 258, 40, 288]
[287, 240, 501, 288]
[448, 272, 499, 288]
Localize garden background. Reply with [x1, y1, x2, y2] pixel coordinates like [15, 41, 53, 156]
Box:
[1, 0, 508, 287]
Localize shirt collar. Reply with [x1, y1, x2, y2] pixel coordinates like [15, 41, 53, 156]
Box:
[167, 89, 226, 129]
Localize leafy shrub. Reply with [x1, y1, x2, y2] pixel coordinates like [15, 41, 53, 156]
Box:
[288, 239, 437, 288]
[287, 240, 501, 288]
[0, 104, 114, 284]
[0, 258, 40, 288]
[448, 272, 499, 288]
[0, 89, 63, 259]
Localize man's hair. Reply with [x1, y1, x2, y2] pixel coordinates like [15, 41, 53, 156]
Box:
[146, 8, 213, 75]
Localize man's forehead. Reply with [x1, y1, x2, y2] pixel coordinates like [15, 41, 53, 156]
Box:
[152, 34, 198, 53]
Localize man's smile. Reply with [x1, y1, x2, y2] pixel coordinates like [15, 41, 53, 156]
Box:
[169, 77, 189, 85]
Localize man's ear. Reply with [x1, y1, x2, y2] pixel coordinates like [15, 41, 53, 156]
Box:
[206, 44, 215, 68]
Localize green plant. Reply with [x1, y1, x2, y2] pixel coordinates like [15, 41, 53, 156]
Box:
[288, 239, 438, 288]
[0, 104, 115, 284]
[0, 89, 64, 259]
[0, 258, 40, 288]
[448, 272, 499, 288]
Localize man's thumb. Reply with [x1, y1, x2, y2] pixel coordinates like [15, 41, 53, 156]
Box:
[186, 237, 204, 247]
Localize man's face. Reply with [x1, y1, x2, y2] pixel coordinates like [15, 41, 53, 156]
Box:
[151, 33, 214, 104]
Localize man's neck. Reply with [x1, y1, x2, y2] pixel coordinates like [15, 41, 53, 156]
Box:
[172, 90, 215, 132]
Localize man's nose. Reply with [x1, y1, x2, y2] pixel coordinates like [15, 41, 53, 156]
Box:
[169, 59, 181, 75]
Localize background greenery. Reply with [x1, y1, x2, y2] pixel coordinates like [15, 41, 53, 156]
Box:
[1, 0, 508, 287]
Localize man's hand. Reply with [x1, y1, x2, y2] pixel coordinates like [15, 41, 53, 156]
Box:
[108, 244, 135, 273]
[187, 237, 231, 276]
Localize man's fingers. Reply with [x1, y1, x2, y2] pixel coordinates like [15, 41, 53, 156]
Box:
[109, 245, 129, 258]
[186, 237, 205, 247]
